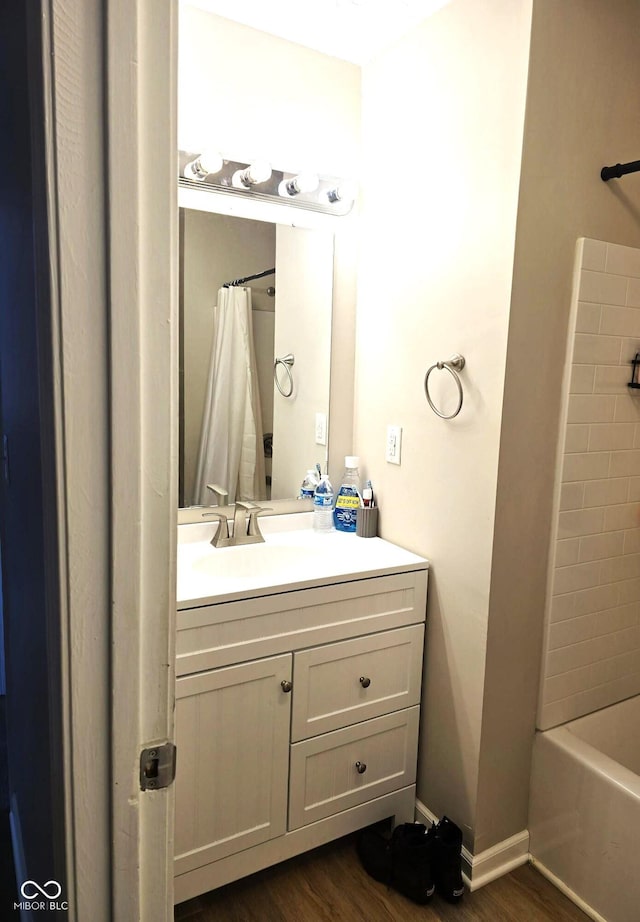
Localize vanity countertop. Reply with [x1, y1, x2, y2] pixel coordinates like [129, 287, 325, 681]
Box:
[177, 513, 428, 609]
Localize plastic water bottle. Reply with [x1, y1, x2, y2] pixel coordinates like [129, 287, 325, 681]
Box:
[313, 473, 334, 531]
[334, 456, 361, 533]
[300, 469, 319, 501]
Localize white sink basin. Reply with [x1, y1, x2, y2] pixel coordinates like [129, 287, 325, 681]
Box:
[192, 542, 319, 580]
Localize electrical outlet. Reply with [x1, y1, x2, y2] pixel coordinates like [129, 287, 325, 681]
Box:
[386, 425, 402, 465]
[315, 412, 327, 446]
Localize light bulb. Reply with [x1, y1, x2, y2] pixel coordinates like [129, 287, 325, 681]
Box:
[183, 150, 224, 181]
[278, 172, 320, 197]
[324, 180, 358, 205]
[232, 160, 272, 188]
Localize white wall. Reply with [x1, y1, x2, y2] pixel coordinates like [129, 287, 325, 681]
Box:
[358, 0, 533, 850]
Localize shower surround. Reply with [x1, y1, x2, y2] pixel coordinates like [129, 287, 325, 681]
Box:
[538, 237, 640, 731]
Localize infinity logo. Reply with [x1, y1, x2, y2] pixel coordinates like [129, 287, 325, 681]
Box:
[20, 880, 62, 900]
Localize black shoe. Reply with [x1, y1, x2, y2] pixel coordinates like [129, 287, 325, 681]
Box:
[431, 816, 464, 902]
[356, 825, 392, 884]
[389, 823, 435, 905]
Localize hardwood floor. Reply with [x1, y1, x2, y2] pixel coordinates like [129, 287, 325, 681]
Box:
[175, 833, 589, 922]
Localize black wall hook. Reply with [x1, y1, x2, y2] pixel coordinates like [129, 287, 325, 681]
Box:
[601, 159, 640, 182]
[628, 353, 640, 389]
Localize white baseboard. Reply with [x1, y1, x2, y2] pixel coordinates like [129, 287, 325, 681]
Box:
[530, 857, 608, 922]
[9, 793, 34, 922]
[415, 800, 529, 892]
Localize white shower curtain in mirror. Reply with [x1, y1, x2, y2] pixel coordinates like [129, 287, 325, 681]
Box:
[193, 286, 266, 505]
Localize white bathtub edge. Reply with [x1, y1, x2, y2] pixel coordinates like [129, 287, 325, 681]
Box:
[531, 856, 608, 922]
[415, 800, 529, 891]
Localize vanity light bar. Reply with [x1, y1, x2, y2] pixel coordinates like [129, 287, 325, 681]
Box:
[178, 151, 356, 216]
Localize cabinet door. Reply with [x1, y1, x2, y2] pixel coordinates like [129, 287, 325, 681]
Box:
[174, 654, 292, 877]
[291, 624, 424, 741]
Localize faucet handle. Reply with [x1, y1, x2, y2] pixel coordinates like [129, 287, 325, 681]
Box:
[247, 505, 272, 537]
[203, 512, 231, 548]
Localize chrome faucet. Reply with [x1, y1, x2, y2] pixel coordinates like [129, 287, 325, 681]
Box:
[232, 501, 270, 546]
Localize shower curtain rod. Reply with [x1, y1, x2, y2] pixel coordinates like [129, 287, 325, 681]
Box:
[601, 159, 640, 181]
[223, 267, 276, 287]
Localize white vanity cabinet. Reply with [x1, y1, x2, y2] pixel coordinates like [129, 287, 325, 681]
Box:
[174, 541, 428, 905]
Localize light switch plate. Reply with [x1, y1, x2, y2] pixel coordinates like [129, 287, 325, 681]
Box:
[386, 425, 402, 464]
[315, 412, 327, 446]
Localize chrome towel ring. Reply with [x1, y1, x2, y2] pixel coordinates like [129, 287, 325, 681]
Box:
[424, 354, 466, 419]
[274, 353, 295, 398]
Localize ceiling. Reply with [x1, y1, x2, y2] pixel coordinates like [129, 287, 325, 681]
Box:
[181, 0, 452, 65]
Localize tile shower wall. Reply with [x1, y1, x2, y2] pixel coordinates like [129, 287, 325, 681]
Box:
[539, 238, 640, 730]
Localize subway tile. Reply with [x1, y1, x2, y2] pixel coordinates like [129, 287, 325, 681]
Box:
[569, 364, 596, 394]
[562, 451, 610, 482]
[592, 603, 639, 637]
[583, 476, 629, 508]
[549, 592, 576, 623]
[558, 507, 605, 538]
[600, 553, 640, 584]
[626, 277, 640, 307]
[555, 538, 580, 567]
[599, 305, 640, 337]
[589, 423, 635, 451]
[545, 663, 592, 701]
[567, 394, 616, 424]
[614, 394, 640, 422]
[575, 302, 601, 334]
[623, 528, 640, 554]
[579, 269, 627, 306]
[635, 427, 640, 450]
[541, 697, 584, 727]
[547, 637, 606, 676]
[594, 365, 629, 395]
[606, 241, 640, 278]
[609, 450, 640, 478]
[549, 613, 595, 649]
[603, 502, 640, 531]
[565, 424, 590, 453]
[572, 334, 622, 366]
[560, 481, 585, 511]
[579, 530, 624, 562]
[553, 561, 600, 595]
[582, 238, 607, 271]
[617, 577, 640, 604]
[629, 476, 640, 500]
[574, 583, 619, 616]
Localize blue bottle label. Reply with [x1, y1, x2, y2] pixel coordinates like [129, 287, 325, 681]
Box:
[334, 486, 359, 531]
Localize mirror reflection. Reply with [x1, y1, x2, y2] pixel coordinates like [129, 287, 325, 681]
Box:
[179, 207, 333, 507]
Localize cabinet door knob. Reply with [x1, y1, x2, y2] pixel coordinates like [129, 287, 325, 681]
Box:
[281, 679, 293, 693]
[359, 676, 371, 688]
[355, 761, 367, 774]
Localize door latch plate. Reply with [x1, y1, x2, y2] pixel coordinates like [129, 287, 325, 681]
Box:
[140, 742, 176, 791]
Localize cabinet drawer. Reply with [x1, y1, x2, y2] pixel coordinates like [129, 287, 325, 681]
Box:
[291, 624, 424, 741]
[288, 706, 419, 830]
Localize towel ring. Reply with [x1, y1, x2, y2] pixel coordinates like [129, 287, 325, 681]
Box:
[424, 354, 465, 419]
[274, 353, 295, 398]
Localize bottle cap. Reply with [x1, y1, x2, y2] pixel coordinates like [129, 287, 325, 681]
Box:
[345, 455, 360, 468]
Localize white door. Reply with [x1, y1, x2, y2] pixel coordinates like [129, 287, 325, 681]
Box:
[42, 0, 178, 918]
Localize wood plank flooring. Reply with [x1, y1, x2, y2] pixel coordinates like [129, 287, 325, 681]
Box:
[175, 833, 589, 922]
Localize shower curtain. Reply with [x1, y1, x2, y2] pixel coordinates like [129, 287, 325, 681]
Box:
[193, 286, 267, 505]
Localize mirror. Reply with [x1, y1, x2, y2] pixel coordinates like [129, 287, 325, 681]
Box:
[179, 205, 334, 508]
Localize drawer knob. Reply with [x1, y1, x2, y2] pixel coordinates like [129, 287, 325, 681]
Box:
[355, 761, 367, 774]
[280, 679, 293, 693]
[359, 676, 371, 688]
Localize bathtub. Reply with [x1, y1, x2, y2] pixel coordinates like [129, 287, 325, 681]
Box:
[529, 696, 640, 922]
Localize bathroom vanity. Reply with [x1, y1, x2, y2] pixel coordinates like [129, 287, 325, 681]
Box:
[174, 515, 428, 904]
